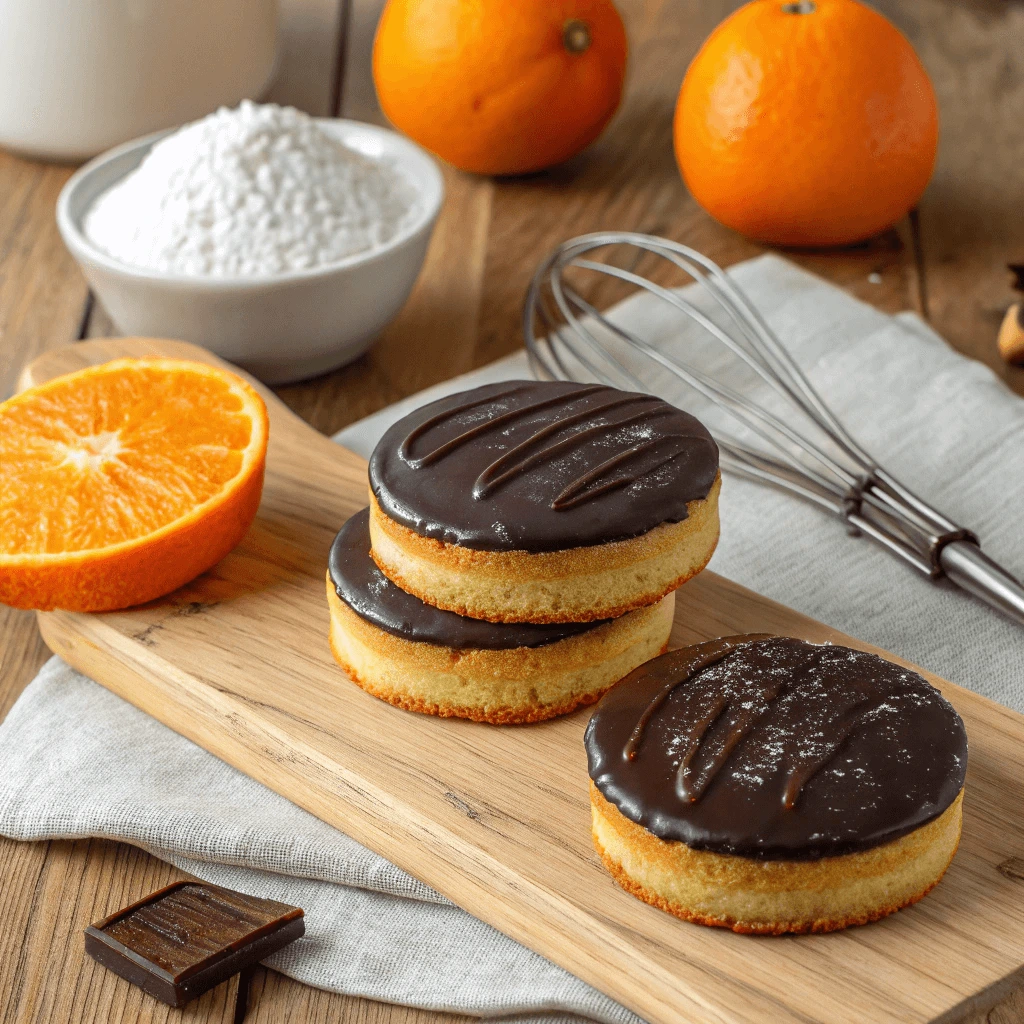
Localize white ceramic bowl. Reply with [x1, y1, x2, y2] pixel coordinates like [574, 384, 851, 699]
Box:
[57, 120, 444, 385]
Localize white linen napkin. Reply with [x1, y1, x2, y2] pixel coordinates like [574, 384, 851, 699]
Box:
[1, 254, 1021, 1022]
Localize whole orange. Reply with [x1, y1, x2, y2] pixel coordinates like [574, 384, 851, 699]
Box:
[674, 0, 938, 247]
[373, 0, 628, 176]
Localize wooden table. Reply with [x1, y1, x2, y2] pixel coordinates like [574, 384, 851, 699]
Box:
[2, 2, 1022, 1021]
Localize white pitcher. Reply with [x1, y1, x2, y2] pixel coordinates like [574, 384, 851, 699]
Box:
[0, 0, 279, 161]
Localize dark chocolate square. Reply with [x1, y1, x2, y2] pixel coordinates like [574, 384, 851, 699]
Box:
[84, 880, 304, 1008]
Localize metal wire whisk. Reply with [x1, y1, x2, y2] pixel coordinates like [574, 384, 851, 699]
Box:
[523, 231, 1024, 627]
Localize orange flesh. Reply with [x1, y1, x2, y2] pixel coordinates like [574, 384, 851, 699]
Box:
[0, 363, 258, 556]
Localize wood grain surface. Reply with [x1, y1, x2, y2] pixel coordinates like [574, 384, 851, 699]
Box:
[3, 1, 1024, 1022]
[0, 4, 457, 1022]
[16, 336, 1024, 1024]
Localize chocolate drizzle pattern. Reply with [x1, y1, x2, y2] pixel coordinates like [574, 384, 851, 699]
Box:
[329, 509, 605, 650]
[586, 635, 968, 860]
[370, 381, 720, 552]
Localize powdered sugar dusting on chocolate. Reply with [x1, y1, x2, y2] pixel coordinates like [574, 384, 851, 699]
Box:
[586, 636, 968, 859]
[369, 380, 719, 552]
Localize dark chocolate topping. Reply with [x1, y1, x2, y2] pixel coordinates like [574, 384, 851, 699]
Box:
[585, 635, 968, 860]
[329, 509, 605, 649]
[368, 381, 719, 552]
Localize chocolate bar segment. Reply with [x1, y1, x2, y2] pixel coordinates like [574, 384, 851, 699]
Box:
[84, 881, 304, 1008]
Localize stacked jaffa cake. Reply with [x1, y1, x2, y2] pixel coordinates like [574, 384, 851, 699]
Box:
[325, 380, 721, 724]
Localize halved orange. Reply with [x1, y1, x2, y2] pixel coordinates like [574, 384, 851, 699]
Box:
[0, 357, 269, 611]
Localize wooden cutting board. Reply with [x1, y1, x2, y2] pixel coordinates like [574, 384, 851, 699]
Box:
[21, 338, 1024, 1024]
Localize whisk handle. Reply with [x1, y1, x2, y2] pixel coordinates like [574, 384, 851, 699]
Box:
[939, 541, 1024, 628]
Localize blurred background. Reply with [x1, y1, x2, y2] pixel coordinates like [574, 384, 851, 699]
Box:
[1, 0, 1020, 428]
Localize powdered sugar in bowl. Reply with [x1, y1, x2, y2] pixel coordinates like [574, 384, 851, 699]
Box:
[57, 104, 444, 384]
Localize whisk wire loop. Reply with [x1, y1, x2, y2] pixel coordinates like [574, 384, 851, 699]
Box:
[523, 232, 1024, 626]
[561, 283, 864, 497]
